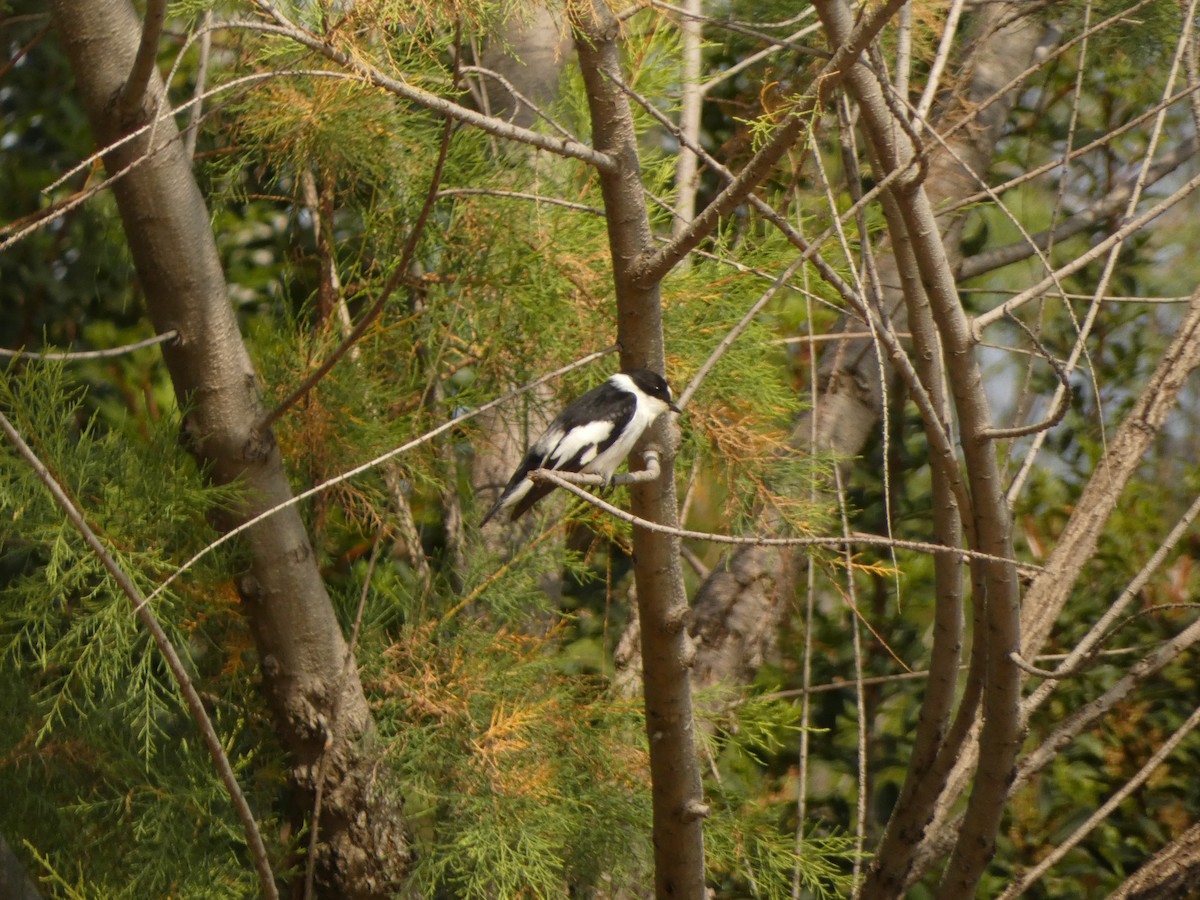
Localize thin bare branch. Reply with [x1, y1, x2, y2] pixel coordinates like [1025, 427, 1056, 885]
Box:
[532, 467, 1038, 570]
[632, 0, 908, 286]
[0, 331, 178, 360]
[1023, 489, 1200, 716]
[246, 0, 615, 171]
[958, 144, 1196, 281]
[644, 0, 828, 58]
[677, 254, 808, 410]
[972, 164, 1200, 336]
[436, 187, 604, 215]
[183, 10, 214, 162]
[530, 450, 662, 489]
[142, 348, 616, 608]
[948, 81, 1200, 215]
[914, 0, 966, 121]
[457, 65, 577, 139]
[260, 116, 455, 430]
[1001, 703, 1200, 898]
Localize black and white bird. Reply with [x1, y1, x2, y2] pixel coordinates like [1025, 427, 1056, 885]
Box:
[480, 368, 681, 525]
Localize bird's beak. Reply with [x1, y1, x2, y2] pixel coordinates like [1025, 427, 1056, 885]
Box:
[669, 401, 682, 414]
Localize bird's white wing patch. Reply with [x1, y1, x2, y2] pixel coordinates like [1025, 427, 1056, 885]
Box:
[548, 419, 614, 468]
[531, 427, 565, 458]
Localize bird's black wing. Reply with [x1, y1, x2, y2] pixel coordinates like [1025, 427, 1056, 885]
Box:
[487, 381, 637, 523]
[543, 380, 637, 470]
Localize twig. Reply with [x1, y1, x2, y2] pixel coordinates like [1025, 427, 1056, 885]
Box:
[183, 10, 215, 162]
[702, 23, 821, 95]
[677, 254, 808, 410]
[999, 702, 1200, 899]
[0, 410, 278, 900]
[1000, 2, 1199, 503]
[528, 449, 662, 489]
[141, 348, 616, 608]
[947, 80, 1200, 216]
[913, 0, 966, 121]
[833, 466, 869, 883]
[4, 68, 357, 255]
[644, 0, 829, 58]
[971, 168, 1200, 335]
[246, 0, 615, 171]
[435, 188, 604, 215]
[533, 467, 1041, 571]
[957, 145, 1196, 281]
[0, 331, 178, 361]
[1022, 489, 1200, 711]
[457, 65, 577, 139]
[260, 114, 456, 430]
[977, 314, 1071, 440]
[630, 0, 907, 287]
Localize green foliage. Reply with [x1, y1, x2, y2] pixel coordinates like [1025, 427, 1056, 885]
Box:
[698, 687, 859, 898]
[370, 620, 655, 896]
[0, 363, 287, 898]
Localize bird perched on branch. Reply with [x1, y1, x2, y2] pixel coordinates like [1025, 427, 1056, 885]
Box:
[480, 368, 681, 525]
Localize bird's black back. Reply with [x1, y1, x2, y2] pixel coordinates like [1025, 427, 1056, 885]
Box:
[500, 380, 637, 520]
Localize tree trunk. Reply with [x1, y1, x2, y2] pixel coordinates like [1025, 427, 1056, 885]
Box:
[572, 4, 706, 895]
[47, 2, 410, 895]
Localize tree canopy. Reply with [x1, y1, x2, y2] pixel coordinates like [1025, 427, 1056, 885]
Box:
[3, 0, 1200, 897]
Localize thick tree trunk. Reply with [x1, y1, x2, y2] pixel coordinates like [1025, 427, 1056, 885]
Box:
[48, 2, 410, 895]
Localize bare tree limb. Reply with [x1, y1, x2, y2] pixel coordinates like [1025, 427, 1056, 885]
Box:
[1108, 821, 1200, 900]
[957, 143, 1197, 281]
[811, 2, 1023, 894]
[1000, 703, 1200, 897]
[630, 0, 908, 286]
[0, 331, 178, 360]
[1020, 290, 1200, 658]
[116, 0, 164, 115]
[532, 468, 1036, 569]
[48, 2, 413, 890]
[182, 9, 213, 161]
[1017, 616, 1200, 792]
[912, 287, 1200, 883]
[246, 0, 615, 171]
[971, 168, 1200, 335]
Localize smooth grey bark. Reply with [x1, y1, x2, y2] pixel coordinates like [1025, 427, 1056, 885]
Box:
[907, 290, 1200, 886]
[0, 834, 41, 900]
[47, 1, 410, 895]
[572, 4, 706, 895]
[812, 4, 1022, 894]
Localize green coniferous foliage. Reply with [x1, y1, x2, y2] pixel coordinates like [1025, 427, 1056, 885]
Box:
[0, 363, 290, 898]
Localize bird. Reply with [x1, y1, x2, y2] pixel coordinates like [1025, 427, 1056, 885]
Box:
[480, 368, 681, 525]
